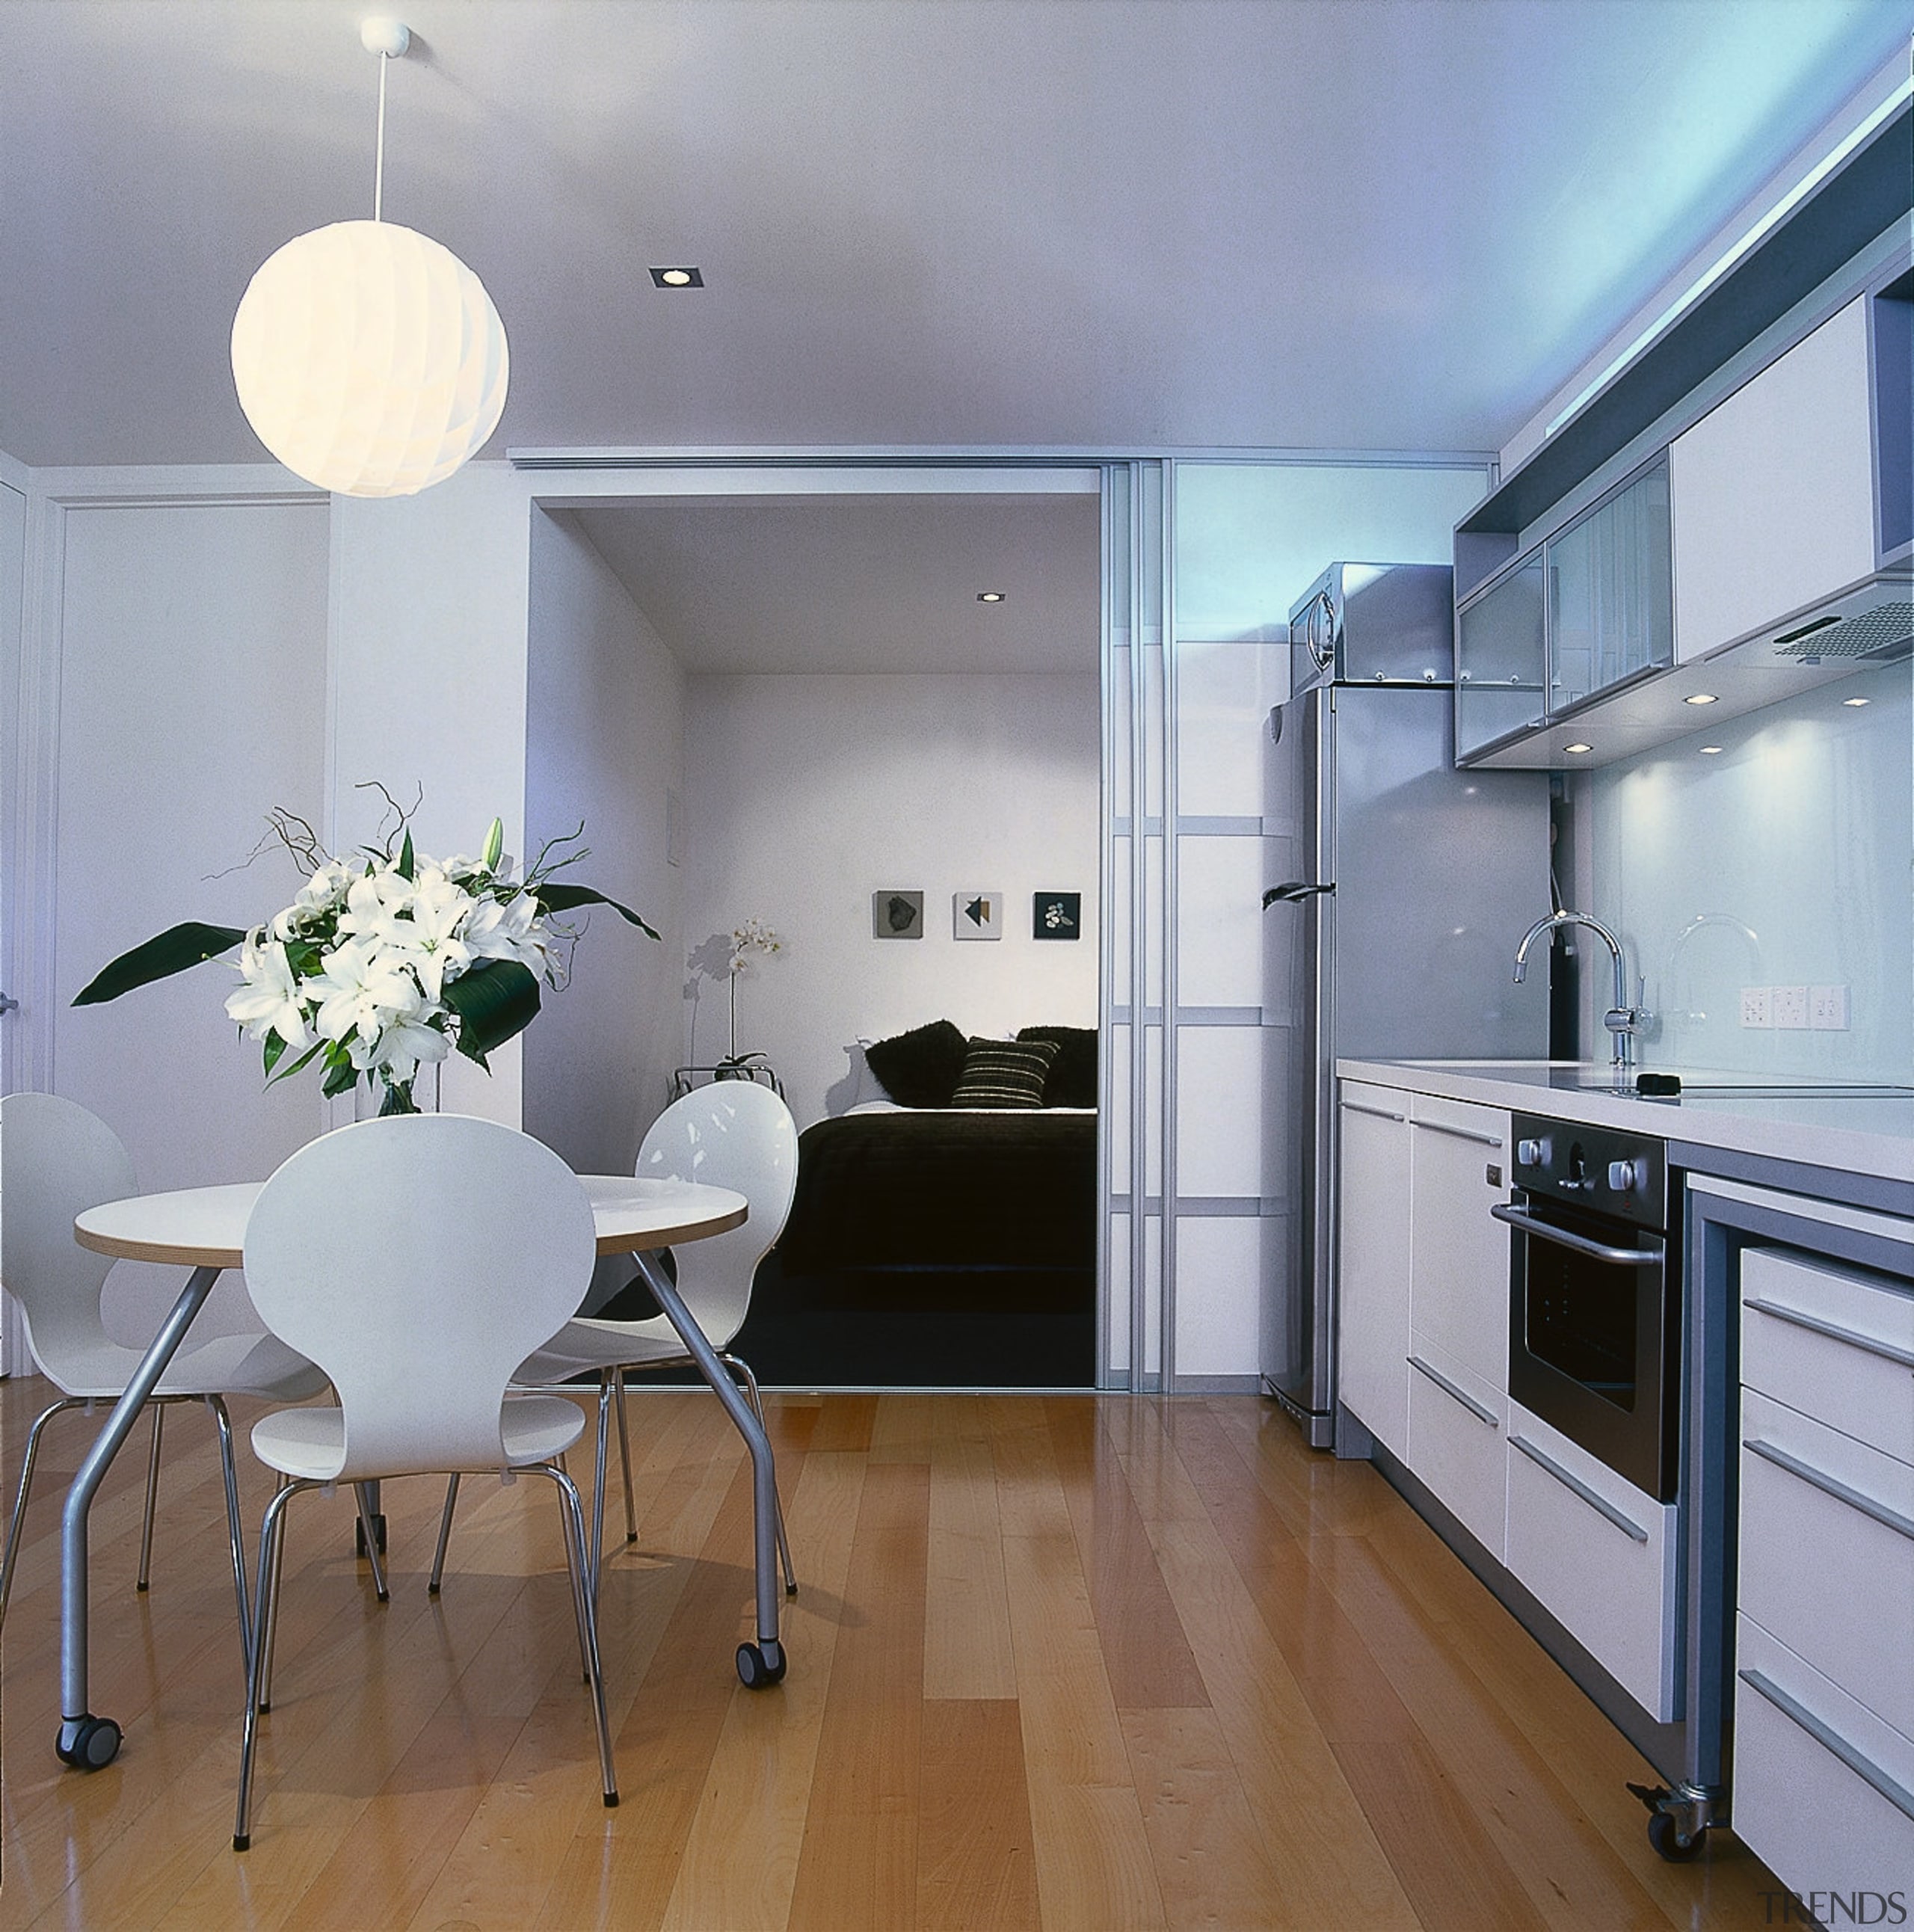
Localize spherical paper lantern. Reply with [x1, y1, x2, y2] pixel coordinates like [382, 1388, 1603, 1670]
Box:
[231, 219, 509, 498]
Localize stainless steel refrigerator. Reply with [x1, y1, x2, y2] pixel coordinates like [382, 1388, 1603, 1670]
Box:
[1262, 562, 1550, 1445]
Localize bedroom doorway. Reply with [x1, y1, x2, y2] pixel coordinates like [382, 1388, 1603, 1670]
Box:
[520, 464, 1109, 1389]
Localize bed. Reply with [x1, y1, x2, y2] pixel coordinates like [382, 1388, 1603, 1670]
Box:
[721, 1021, 1100, 1388]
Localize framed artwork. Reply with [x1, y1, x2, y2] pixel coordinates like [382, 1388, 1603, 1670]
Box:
[873, 890, 925, 939]
[953, 890, 1003, 940]
[1034, 890, 1082, 940]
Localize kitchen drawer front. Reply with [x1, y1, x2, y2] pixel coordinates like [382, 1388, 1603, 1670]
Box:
[1742, 1246, 1914, 1465]
[1733, 1616, 1914, 1902]
[1504, 1401, 1678, 1720]
[1406, 1335, 1506, 1561]
[1741, 1387, 1914, 1743]
[1408, 1095, 1513, 1391]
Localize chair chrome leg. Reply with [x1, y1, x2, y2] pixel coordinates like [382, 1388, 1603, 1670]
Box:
[236, 1479, 304, 1851]
[722, 1353, 796, 1596]
[591, 1377, 612, 1599]
[256, 1475, 292, 1712]
[352, 1484, 389, 1602]
[555, 1452, 591, 1681]
[537, 1462, 618, 1807]
[136, 1401, 167, 1593]
[204, 1394, 253, 1677]
[0, 1396, 87, 1631]
[429, 1474, 460, 1596]
[612, 1369, 637, 1543]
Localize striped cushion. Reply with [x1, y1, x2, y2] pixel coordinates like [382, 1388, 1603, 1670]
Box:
[950, 1036, 1059, 1110]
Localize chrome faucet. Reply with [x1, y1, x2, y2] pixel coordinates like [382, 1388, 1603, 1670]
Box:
[1513, 911, 1649, 1069]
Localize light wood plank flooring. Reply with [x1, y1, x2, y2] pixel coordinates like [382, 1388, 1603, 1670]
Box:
[1, 1377, 1780, 1929]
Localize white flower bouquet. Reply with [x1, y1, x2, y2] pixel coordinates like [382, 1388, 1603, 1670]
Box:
[75, 804, 656, 1113]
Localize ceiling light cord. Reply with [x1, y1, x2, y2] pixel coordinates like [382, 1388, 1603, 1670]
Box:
[374, 46, 390, 223]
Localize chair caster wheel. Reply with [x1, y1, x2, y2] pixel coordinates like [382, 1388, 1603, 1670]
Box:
[57, 1714, 122, 1769]
[737, 1639, 786, 1688]
[1648, 1812, 1705, 1862]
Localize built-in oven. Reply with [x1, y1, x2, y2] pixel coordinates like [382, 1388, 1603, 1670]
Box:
[1496, 1116, 1678, 1501]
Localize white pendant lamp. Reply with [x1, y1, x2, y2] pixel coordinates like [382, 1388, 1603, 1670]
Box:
[230, 17, 508, 498]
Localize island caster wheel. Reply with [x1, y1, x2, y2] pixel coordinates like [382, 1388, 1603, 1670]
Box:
[56, 1714, 122, 1770]
[736, 1639, 786, 1688]
[1648, 1812, 1704, 1862]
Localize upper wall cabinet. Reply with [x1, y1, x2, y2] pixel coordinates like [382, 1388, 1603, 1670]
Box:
[1669, 298, 1877, 664]
[1548, 458, 1673, 705]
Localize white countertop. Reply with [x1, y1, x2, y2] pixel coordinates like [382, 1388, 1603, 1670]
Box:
[1335, 1059, 1914, 1186]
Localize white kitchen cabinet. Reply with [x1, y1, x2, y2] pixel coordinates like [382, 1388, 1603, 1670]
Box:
[1407, 1340, 1507, 1557]
[1335, 1083, 1412, 1455]
[1504, 1401, 1680, 1720]
[1406, 1095, 1512, 1391]
[1735, 1242, 1914, 1890]
[1670, 296, 1877, 662]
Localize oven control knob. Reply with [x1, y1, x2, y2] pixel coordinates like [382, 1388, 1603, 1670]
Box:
[1516, 1137, 1545, 1167]
[1607, 1158, 1641, 1193]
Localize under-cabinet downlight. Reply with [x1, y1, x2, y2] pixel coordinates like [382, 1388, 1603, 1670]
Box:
[1563, 742, 1593, 755]
[1699, 745, 1723, 755]
[1843, 695, 1872, 707]
[1683, 692, 1720, 706]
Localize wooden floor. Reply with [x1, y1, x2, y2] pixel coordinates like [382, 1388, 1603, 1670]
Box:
[0, 1376, 1780, 1930]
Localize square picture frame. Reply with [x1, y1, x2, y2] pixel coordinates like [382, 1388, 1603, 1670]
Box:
[953, 890, 1004, 940]
[873, 889, 925, 939]
[1033, 890, 1082, 940]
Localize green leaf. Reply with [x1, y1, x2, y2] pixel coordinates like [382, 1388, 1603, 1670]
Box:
[443, 958, 541, 1061]
[532, 882, 661, 941]
[397, 829, 416, 881]
[72, 922, 249, 1006]
[481, 816, 504, 870]
[321, 1056, 360, 1099]
[262, 1031, 288, 1076]
[265, 1039, 326, 1088]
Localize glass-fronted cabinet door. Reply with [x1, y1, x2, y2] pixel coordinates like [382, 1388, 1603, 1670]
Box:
[1455, 553, 1545, 760]
[1546, 456, 1672, 713]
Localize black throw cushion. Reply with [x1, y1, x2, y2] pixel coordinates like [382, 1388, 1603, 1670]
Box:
[950, 1036, 1058, 1110]
[864, 1018, 970, 1107]
[1017, 1025, 1098, 1107]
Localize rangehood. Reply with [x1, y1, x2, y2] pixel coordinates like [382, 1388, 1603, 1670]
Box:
[1468, 565, 1912, 769]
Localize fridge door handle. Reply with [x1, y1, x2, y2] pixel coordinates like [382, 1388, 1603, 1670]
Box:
[1263, 882, 1335, 908]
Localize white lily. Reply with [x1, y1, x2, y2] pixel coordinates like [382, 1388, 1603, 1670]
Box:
[463, 889, 548, 972]
[307, 935, 428, 1049]
[225, 938, 311, 1050]
[404, 867, 477, 1000]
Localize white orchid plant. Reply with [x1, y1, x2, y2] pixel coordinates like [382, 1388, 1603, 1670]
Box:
[75, 800, 656, 1114]
[724, 917, 782, 1064]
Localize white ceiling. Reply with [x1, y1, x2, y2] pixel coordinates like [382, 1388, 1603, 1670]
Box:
[564, 493, 1102, 673]
[1, 0, 1907, 470]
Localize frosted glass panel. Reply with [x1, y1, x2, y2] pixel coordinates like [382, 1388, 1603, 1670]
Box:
[1174, 463, 1489, 641]
[1175, 637, 1270, 817]
[1175, 1026, 1269, 1197]
[1174, 1216, 1262, 1380]
[1589, 666, 1913, 1081]
[1177, 837, 1264, 1009]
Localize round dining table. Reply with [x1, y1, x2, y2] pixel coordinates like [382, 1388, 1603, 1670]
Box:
[56, 1174, 778, 1771]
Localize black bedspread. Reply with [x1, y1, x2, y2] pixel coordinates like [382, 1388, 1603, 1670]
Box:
[775, 1108, 1097, 1274]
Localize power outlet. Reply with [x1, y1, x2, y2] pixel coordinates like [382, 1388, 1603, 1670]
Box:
[1773, 985, 1811, 1030]
[1810, 984, 1851, 1030]
[1739, 986, 1772, 1028]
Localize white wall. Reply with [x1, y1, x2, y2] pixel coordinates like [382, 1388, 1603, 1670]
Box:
[51, 497, 330, 1339]
[684, 672, 1101, 1126]
[1588, 671, 1913, 1083]
[522, 508, 686, 1175]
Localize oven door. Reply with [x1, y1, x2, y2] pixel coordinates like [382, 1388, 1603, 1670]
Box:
[1500, 1193, 1676, 1501]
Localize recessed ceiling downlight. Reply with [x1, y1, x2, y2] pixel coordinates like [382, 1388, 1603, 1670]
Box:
[1843, 695, 1872, 707]
[650, 266, 704, 288]
[977, 591, 1006, 603]
[1563, 742, 1593, 755]
[1684, 692, 1719, 706]
[1699, 745, 1724, 756]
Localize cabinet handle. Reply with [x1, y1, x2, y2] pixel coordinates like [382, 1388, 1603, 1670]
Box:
[1492, 1204, 1661, 1267]
[1744, 1438, 1914, 1545]
[1407, 1355, 1498, 1428]
[1510, 1434, 1649, 1542]
[1738, 1668, 1914, 1827]
[1412, 1119, 1505, 1149]
[1341, 1098, 1407, 1123]
[1743, 1295, 1914, 1370]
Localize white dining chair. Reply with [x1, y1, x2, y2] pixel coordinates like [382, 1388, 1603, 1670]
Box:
[428, 1080, 801, 1600]
[232, 1112, 615, 1850]
[0, 1091, 326, 1649]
